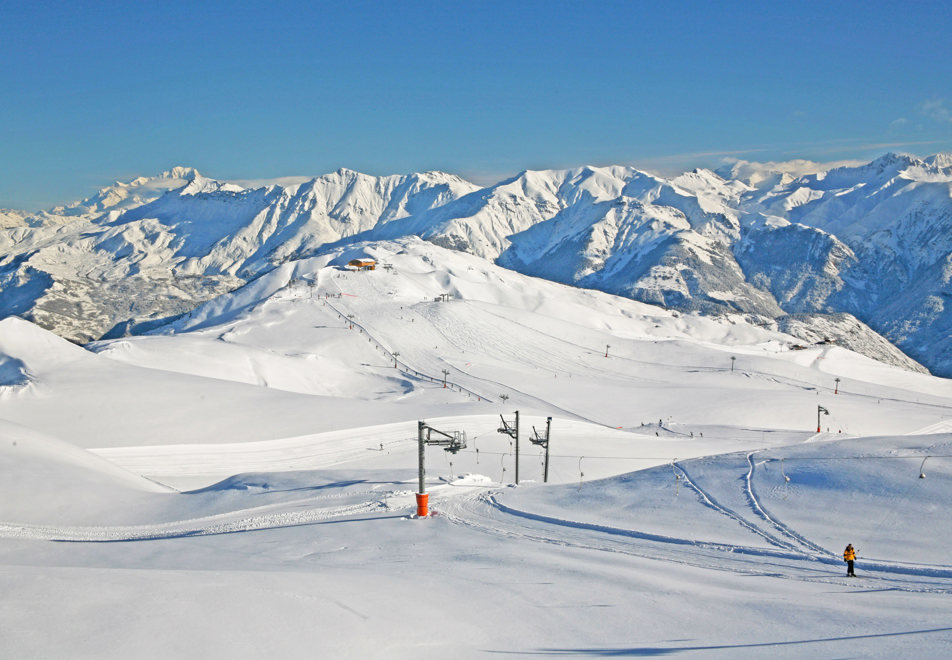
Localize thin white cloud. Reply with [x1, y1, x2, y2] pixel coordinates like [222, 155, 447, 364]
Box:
[629, 148, 770, 177]
[718, 158, 865, 186]
[809, 139, 948, 155]
[458, 169, 519, 186]
[920, 99, 952, 124]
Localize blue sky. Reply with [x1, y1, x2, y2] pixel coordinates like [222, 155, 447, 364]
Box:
[2, 0, 951, 209]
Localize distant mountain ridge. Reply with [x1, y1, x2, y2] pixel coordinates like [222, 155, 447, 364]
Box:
[1, 153, 950, 374]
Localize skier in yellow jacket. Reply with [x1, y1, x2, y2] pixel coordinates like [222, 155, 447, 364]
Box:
[844, 544, 856, 577]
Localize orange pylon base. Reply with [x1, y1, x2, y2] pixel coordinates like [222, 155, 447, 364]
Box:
[415, 493, 429, 517]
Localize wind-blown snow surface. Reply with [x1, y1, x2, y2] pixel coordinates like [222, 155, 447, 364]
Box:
[2, 240, 952, 658]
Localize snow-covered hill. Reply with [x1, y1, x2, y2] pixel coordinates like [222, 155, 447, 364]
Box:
[2, 240, 952, 657]
[2, 153, 950, 374]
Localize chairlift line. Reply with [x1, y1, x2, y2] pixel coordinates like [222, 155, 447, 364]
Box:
[434, 447, 952, 464]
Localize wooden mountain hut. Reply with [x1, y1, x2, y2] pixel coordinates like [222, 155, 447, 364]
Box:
[348, 259, 377, 271]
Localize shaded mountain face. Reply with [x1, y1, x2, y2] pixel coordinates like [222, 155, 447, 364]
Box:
[731, 153, 952, 374]
[1, 153, 950, 374]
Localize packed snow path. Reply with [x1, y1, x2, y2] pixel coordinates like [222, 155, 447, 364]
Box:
[440, 490, 952, 594]
[3, 471, 950, 595]
[0, 494, 389, 542]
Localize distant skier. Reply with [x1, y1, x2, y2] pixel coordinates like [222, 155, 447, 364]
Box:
[844, 543, 856, 577]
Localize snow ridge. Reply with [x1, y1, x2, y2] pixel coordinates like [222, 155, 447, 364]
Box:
[2, 153, 951, 373]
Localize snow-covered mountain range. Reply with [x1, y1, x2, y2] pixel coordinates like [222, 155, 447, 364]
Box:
[2, 153, 950, 374]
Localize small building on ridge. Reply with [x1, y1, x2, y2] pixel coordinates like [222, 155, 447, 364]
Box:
[348, 259, 376, 271]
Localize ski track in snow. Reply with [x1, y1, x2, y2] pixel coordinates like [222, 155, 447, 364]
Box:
[743, 452, 834, 557]
[440, 490, 952, 594]
[671, 462, 801, 552]
[0, 496, 387, 543]
[3, 477, 951, 594]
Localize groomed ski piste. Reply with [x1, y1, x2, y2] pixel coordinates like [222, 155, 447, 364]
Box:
[2, 237, 951, 658]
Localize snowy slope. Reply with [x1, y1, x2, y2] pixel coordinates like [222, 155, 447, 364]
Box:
[2, 238, 952, 657]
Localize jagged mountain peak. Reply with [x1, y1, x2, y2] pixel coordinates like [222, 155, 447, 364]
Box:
[497, 165, 660, 208]
[180, 175, 245, 196]
[160, 166, 201, 181]
[923, 152, 952, 170]
[671, 168, 748, 203]
[297, 167, 478, 196]
[45, 166, 205, 219]
[2, 153, 951, 376]
[808, 152, 938, 190]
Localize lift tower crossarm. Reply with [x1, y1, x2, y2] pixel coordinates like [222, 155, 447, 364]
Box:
[498, 411, 520, 484]
[530, 416, 553, 483]
[417, 421, 467, 499]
